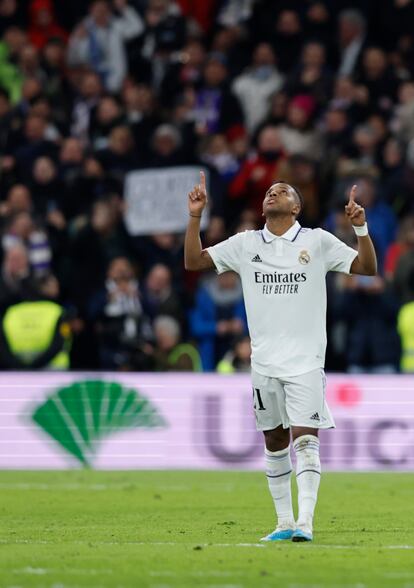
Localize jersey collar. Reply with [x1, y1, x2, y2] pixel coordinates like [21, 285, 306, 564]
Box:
[262, 221, 302, 243]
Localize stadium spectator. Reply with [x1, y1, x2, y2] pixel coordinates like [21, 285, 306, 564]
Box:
[0, 87, 12, 147]
[58, 137, 84, 182]
[356, 47, 399, 112]
[284, 41, 333, 106]
[0, 27, 25, 103]
[9, 113, 58, 181]
[96, 125, 138, 179]
[320, 106, 351, 189]
[29, 95, 61, 141]
[142, 263, 184, 327]
[393, 247, 414, 305]
[89, 95, 125, 151]
[277, 94, 322, 160]
[191, 52, 244, 135]
[189, 271, 247, 370]
[15, 75, 42, 117]
[67, 0, 143, 92]
[397, 299, 414, 373]
[60, 156, 106, 222]
[0, 293, 72, 369]
[334, 273, 400, 373]
[229, 125, 286, 221]
[209, 27, 251, 79]
[303, 1, 332, 51]
[148, 123, 184, 167]
[136, 0, 187, 81]
[232, 43, 284, 133]
[69, 195, 132, 309]
[271, 9, 304, 74]
[203, 216, 226, 248]
[175, 0, 217, 34]
[336, 9, 367, 77]
[18, 42, 44, 81]
[199, 134, 239, 185]
[28, 0, 67, 50]
[30, 156, 62, 215]
[381, 137, 411, 216]
[0, 0, 26, 37]
[0, 243, 41, 310]
[40, 38, 70, 115]
[0, 184, 33, 218]
[88, 256, 153, 370]
[152, 314, 201, 371]
[160, 39, 206, 108]
[70, 71, 103, 143]
[322, 106, 350, 150]
[391, 81, 414, 143]
[337, 123, 380, 178]
[261, 90, 289, 127]
[132, 232, 184, 287]
[216, 0, 255, 30]
[2, 211, 52, 276]
[385, 215, 414, 280]
[122, 82, 163, 164]
[216, 333, 251, 373]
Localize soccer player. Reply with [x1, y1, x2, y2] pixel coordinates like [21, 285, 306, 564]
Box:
[184, 172, 377, 542]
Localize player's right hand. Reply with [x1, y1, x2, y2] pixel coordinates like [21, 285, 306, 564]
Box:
[188, 171, 208, 216]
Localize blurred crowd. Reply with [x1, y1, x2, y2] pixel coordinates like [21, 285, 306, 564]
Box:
[0, 0, 414, 372]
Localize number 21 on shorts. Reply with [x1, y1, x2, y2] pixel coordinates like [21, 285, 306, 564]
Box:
[253, 387, 266, 411]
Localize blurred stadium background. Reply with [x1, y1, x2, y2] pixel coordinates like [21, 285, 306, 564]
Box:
[1, 0, 414, 586]
[0, 0, 414, 375]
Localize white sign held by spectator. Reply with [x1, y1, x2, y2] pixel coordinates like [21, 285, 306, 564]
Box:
[124, 166, 210, 235]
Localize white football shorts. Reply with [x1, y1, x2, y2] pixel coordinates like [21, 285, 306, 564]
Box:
[251, 368, 335, 431]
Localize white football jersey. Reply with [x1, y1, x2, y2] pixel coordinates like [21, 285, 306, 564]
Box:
[207, 221, 358, 377]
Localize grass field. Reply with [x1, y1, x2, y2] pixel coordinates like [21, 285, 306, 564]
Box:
[1, 471, 414, 588]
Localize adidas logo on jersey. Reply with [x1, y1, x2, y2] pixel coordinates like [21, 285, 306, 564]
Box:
[251, 254, 262, 262]
[310, 412, 320, 421]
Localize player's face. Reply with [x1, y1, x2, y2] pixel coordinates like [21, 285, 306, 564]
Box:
[263, 183, 299, 217]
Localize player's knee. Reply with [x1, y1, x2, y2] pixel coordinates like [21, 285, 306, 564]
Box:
[263, 428, 290, 452]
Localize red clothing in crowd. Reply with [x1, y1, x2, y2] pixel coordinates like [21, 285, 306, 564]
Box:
[228, 154, 286, 219]
[384, 242, 411, 278]
[29, 0, 68, 49]
[176, 0, 219, 33]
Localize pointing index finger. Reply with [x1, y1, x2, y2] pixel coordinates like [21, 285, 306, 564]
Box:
[349, 184, 357, 203]
[200, 171, 206, 191]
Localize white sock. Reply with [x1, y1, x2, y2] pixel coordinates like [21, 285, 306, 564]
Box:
[293, 435, 321, 528]
[265, 446, 294, 527]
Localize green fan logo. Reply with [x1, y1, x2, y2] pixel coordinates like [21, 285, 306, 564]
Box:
[31, 380, 166, 467]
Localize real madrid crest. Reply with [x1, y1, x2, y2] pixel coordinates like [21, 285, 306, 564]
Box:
[299, 250, 310, 265]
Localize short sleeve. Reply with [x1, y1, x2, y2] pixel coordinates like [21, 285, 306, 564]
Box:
[319, 229, 358, 274]
[206, 232, 245, 274]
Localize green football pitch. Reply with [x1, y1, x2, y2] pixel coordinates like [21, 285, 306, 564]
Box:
[1, 471, 413, 588]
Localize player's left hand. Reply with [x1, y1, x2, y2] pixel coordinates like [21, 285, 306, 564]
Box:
[345, 184, 366, 227]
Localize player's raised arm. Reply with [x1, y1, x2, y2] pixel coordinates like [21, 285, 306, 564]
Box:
[184, 171, 215, 271]
[345, 184, 377, 276]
